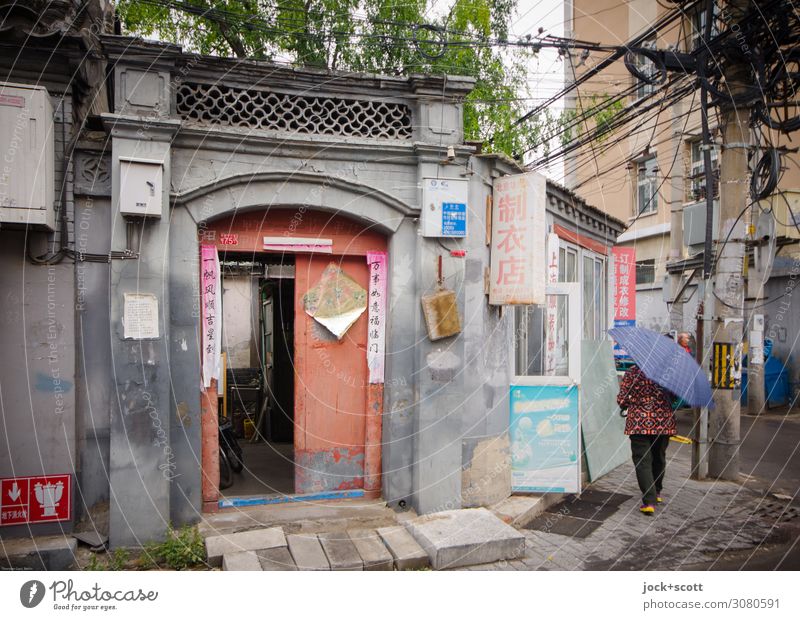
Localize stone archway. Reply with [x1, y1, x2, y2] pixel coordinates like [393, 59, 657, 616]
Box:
[172, 171, 412, 510]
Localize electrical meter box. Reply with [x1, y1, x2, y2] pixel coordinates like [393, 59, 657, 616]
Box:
[683, 200, 719, 255]
[0, 82, 55, 229]
[420, 177, 469, 238]
[119, 158, 163, 218]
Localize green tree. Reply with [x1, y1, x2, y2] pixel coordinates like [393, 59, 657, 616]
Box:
[116, 0, 567, 159]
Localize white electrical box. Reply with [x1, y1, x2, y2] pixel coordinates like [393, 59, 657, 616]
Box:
[420, 177, 469, 238]
[683, 200, 719, 255]
[0, 82, 55, 229]
[119, 158, 163, 218]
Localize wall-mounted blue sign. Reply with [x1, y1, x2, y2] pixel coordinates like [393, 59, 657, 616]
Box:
[441, 202, 467, 237]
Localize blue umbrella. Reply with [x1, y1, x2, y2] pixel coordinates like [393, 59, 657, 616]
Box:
[608, 325, 715, 409]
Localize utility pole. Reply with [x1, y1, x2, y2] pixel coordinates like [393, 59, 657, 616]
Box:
[693, 0, 717, 481]
[669, 97, 686, 335]
[707, 0, 751, 480]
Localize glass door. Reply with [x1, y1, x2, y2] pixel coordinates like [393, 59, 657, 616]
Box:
[510, 283, 582, 493]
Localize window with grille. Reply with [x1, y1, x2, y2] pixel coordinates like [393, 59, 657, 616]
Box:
[635, 259, 656, 285]
[688, 3, 720, 52]
[636, 156, 658, 215]
[634, 39, 658, 99]
[688, 139, 719, 202]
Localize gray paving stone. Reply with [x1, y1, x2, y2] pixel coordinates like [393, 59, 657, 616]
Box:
[222, 551, 262, 571]
[348, 529, 393, 571]
[2, 535, 78, 570]
[405, 507, 525, 569]
[257, 546, 297, 571]
[377, 525, 430, 570]
[205, 527, 286, 566]
[287, 533, 330, 571]
[318, 532, 363, 570]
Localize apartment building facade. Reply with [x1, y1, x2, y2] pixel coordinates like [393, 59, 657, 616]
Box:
[562, 0, 800, 386]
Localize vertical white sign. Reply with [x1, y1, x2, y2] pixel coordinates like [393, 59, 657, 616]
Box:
[545, 233, 560, 375]
[489, 171, 546, 305]
[201, 245, 222, 388]
[366, 251, 387, 384]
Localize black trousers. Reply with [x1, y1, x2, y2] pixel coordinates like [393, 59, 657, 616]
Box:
[629, 434, 670, 505]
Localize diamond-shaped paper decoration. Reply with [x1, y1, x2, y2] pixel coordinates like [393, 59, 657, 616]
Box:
[303, 262, 367, 339]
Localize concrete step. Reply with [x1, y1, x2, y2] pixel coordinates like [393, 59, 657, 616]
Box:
[286, 533, 330, 571]
[200, 498, 400, 537]
[222, 550, 262, 571]
[377, 525, 430, 570]
[1, 535, 78, 570]
[318, 531, 363, 570]
[491, 493, 562, 528]
[205, 526, 286, 567]
[348, 529, 393, 570]
[405, 507, 525, 570]
[257, 546, 297, 571]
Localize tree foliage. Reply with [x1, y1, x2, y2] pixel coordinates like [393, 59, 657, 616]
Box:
[116, 0, 570, 159]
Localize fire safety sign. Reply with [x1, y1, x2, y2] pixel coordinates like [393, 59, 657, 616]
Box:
[0, 474, 71, 526]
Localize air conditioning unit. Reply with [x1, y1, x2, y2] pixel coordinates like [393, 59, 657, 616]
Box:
[0, 82, 55, 229]
[682, 200, 719, 255]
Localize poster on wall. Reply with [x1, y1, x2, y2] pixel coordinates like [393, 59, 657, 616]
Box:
[489, 171, 546, 305]
[509, 384, 580, 493]
[611, 246, 636, 358]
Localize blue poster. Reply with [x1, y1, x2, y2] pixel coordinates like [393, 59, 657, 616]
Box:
[509, 384, 580, 493]
[441, 202, 466, 237]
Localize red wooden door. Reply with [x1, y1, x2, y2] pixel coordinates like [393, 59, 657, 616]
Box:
[294, 255, 370, 493]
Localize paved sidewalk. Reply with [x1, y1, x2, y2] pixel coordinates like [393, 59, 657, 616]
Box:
[462, 441, 787, 570]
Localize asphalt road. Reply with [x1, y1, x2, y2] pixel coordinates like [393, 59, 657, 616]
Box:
[675, 410, 800, 569]
[676, 410, 800, 497]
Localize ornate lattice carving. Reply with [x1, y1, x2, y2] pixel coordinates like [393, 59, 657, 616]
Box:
[176, 82, 412, 140]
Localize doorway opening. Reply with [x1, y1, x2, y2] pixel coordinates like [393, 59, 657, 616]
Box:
[220, 255, 296, 498]
[204, 207, 387, 505]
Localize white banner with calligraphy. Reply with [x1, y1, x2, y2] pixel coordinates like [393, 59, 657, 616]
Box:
[545, 232, 560, 375]
[201, 244, 222, 388]
[489, 171, 547, 305]
[366, 251, 387, 384]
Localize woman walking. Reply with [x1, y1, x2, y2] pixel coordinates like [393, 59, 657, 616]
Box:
[616, 364, 677, 515]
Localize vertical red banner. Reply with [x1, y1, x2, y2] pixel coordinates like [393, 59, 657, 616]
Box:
[612, 246, 636, 323]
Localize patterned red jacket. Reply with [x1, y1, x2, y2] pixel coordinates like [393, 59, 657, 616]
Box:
[617, 365, 676, 436]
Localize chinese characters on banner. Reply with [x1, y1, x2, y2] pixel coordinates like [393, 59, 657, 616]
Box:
[545, 233, 560, 375]
[201, 245, 222, 388]
[612, 246, 636, 357]
[489, 171, 546, 305]
[366, 251, 387, 384]
[612, 246, 636, 322]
